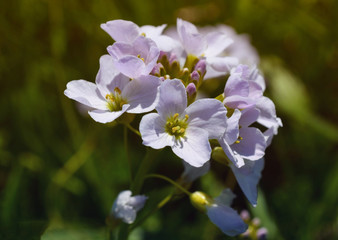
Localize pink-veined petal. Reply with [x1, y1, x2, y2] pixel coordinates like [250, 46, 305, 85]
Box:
[95, 55, 119, 95]
[172, 127, 211, 167]
[204, 31, 233, 57]
[218, 137, 245, 168]
[115, 56, 146, 79]
[139, 113, 173, 149]
[123, 75, 160, 113]
[156, 79, 187, 120]
[224, 109, 241, 144]
[231, 127, 266, 161]
[224, 95, 255, 109]
[101, 20, 140, 43]
[88, 104, 130, 123]
[64, 80, 107, 110]
[239, 107, 259, 127]
[185, 99, 227, 139]
[208, 56, 239, 73]
[177, 18, 206, 56]
[230, 158, 264, 207]
[140, 24, 166, 37]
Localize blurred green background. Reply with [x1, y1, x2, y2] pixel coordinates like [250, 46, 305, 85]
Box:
[1, 0, 337, 239]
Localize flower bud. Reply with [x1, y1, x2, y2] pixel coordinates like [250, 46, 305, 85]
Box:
[186, 82, 197, 105]
[190, 191, 213, 212]
[240, 210, 251, 222]
[190, 70, 200, 85]
[211, 147, 229, 165]
[151, 63, 165, 76]
[194, 59, 207, 77]
[256, 227, 268, 240]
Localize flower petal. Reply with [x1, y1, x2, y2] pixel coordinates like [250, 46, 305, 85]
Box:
[214, 188, 236, 207]
[88, 104, 130, 123]
[177, 18, 206, 56]
[123, 75, 160, 114]
[224, 95, 255, 109]
[182, 161, 210, 183]
[208, 56, 239, 73]
[114, 56, 146, 79]
[156, 79, 187, 120]
[172, 127, 211, 167]
[64, 80, 107, 110]
[204, 31, 233, 57]
[230, 158, 264, 207]
[140, 24, 166, 37]
[185, 99, 227, 139]
[224, 109, 241, 144]
[139, 113, 173, 149]
[256, 96, 283, 129]
[207, 204, 248, 236]
[101, 20, 140, 43]
[218, 137, 245, 168]
[95, 55, 120, 95]
[239, 107, 259, 127]
[231, 127, 266, 161]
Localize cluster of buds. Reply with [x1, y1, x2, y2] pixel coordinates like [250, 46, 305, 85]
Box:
[64, 18, 282, 237]
[240, 210, 268, 240]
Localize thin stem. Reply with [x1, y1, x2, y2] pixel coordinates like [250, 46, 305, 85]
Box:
[124, 125, 133, 182]
[131, 148, 158, 194]
[125, 123, 141, 137]
[145, 174, 191, 196]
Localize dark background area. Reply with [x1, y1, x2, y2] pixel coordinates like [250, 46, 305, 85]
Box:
[0, 0, 337, 239]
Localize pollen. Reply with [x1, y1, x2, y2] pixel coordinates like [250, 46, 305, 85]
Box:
[137, 54, 145, 62]
[105, 88, 127, 112]
[165, 113, 189, 138]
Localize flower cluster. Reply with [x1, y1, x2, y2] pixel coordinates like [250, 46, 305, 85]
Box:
[65, 18, 281, 237]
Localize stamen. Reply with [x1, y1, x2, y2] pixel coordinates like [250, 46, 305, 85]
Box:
[184, 114, 189, 121]
[141, 32, 146, 37]
[114, 87, 121, 95]
[173, 113, 179, 119]
[172, 126, 180, 133]
[234, 136, 243, 144]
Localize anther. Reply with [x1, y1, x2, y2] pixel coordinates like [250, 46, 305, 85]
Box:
[114, 87, 121, 95]
[173, 113, 179, 119]
[172, 126, 181, 133]
[141, 33, 146, 37]
[184, 114, 189, 121]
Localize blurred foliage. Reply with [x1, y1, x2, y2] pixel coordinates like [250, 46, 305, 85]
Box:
[0, 0, 337, 239]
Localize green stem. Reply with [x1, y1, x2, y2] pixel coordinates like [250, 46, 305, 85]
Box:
[145, 174, 191, 196]
[125, 123, 141, 137]
[124, 125, 133, 182]
[131, 148, 158, 195]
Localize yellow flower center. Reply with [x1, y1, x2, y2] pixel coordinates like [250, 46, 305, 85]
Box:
[105, 87, 127, 112]
[165, 113, 189, 139]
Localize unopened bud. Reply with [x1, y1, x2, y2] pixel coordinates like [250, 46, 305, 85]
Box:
[190, 70, 200, 84]
[186, 83, 196, 97]
[186, 83, 197, 105]
[256, 227, 268, 240]
[190, 191, 213, 212]
[211, 147, 229, 165]
[151, 63, 164, 76]
[240, 210, 251, 222]
[194, 59, 207, 76]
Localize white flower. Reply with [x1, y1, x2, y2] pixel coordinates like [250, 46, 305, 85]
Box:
[64, 55, 160, 123]
[112, 190, 148, 224]
[139, 79, 227, 167]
